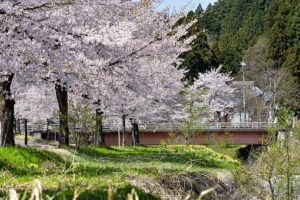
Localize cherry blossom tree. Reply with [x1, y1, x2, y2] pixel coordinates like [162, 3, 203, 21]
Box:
[192, 67, 236, 121]
[0, 0, 85, 145]
[0, 0, 52, 145]
[175, 66, 236, 122]
[0, 0, 145, 145]
[86, 23, 194, 145]
[68, 2, 195, 145]
[171, 67, 236, 143]
[43, 0, 194, 145]
[0, 0, 195, 146]
[14, 83, 57, 123]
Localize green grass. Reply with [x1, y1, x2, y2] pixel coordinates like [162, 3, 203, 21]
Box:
[0, 145, 241, 199]
[206, 145, 244, 159]
[0, 147, 65, 180]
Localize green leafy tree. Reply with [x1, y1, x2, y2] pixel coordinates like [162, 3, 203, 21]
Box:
[68, 102, 96, 148]
[234, 107, 300, 200]
[180, 88, 208, 144]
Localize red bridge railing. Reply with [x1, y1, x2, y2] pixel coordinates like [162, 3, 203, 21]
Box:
[103, 122, 276, 133]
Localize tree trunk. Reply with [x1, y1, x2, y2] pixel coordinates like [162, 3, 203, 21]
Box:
[76, 132, 80, 149]
[0, 74, 15, 146]
[135, 123, 139, 145]
[24, 119, 28, 146]
[47, 119, 51, 141]
[268, 180, 275, 200]
[55, 82, 70, 146]
[122, 115, 126, 146]
[131, 120, 139, 146]
[13, 118, 16, 135]
[96, 109, 104, 145]
[16, 118, 21, 134]
[216, 111, 221, 122]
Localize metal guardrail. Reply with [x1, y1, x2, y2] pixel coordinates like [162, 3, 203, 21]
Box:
[103, 122, 276, 132]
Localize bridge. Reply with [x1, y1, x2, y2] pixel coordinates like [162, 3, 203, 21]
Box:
[103, 122, 276, 145]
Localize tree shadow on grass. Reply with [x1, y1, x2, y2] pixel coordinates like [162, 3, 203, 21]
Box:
[0, 147, 65, 165]
[0, 147, 66, 177]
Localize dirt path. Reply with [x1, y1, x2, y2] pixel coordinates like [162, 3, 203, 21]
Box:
[14, 137, 75, 160]
[15, 138, 56, 149]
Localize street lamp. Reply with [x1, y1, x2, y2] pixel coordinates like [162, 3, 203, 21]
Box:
[240, 61, 247, 123]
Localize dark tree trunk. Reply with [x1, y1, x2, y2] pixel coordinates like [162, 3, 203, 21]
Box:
[131, 120, 139, 146]
[55, 82, 70, 146]
[224, 113, 229, 122]
[136, 123, 139, 145]
[47, 119, 51, 141]
[0, 74, 15, 146]
[13, 118, 16, 135]
[216, 111, 221, 122]
[96, 108, 104, 145]
[122, 115, 126, 146]
[24, 119, 28, 146]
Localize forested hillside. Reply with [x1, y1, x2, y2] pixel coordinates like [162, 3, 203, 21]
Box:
[179, 0, 299, 109]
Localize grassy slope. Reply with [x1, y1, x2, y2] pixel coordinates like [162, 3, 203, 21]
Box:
[207, 145, 244, 159]
[0, 145, 240, 199]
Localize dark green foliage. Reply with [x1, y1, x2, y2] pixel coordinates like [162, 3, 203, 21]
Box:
[177, 11, 219, 84]
[201, 0, 299, 72]
[195, 3, 204, 14]
[202, 1, 229, 37]
[193, 0, 300, 108]
[268, 0, 300, 77]
[179, 33, 218, 84]
[201, 0, 273, 73]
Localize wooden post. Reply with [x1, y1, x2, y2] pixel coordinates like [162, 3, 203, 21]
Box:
[17, 118, 21, 134]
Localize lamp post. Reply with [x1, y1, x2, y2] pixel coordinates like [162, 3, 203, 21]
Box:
[241, 62, 247, 123]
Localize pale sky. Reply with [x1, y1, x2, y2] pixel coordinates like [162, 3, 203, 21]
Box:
[158, 0, 218, 11]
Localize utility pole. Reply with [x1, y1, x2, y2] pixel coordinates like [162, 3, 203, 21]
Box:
[267, 70, 273, 121]
[241, 62, 247, 123]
